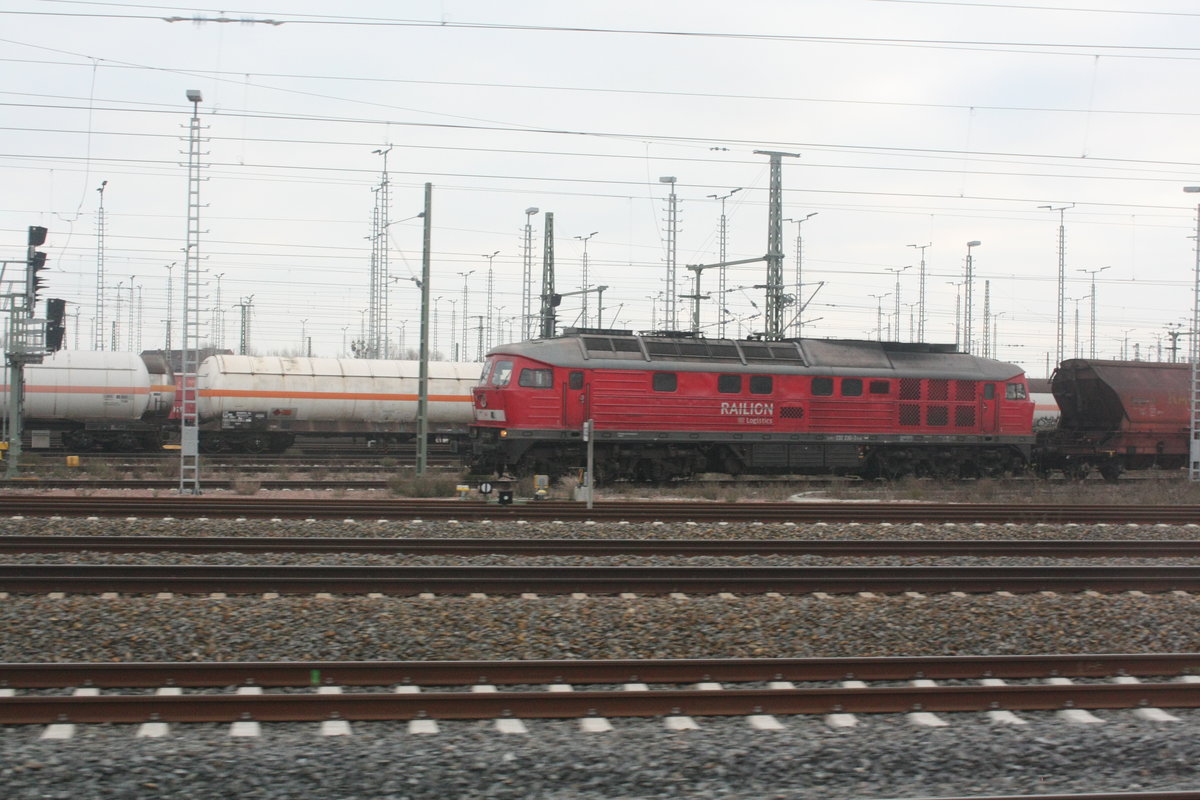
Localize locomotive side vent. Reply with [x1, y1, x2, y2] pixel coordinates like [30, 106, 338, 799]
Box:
[955, 406, 976, 427]
[928, 380, 949, 401]
[899, 404, 920, 426]
[956, 380, 976, 401]
[926, 406, 949, 426]
[899, 378, 921, 400]
[780, 406, 805, 419]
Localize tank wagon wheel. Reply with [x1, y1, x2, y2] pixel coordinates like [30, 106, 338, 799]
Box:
[107, 433, 141, 452]
[62, 431, 97, 451]
[200, 436, 230, 454]
[241, 435, 271, 454]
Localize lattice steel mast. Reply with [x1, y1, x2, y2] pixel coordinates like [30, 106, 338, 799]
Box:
[659, 177, 679, 330]
[180, 89, 206, 494]
[539, 212, 556, 338]
[369, 147, 392, 359]
[94, 181, 107, 351]
[1040, 204, 1073, 368]
[709, 188, 741, 338]
[522, 208, 538, 340]
[755, 151, 799, 341]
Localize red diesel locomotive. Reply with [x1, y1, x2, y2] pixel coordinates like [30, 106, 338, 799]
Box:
[469, 330, 1035, 481]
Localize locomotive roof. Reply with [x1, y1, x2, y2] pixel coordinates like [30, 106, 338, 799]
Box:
[487, 332, 1023, 380]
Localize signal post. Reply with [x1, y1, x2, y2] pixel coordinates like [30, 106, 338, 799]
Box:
[4, 226, 51, 478]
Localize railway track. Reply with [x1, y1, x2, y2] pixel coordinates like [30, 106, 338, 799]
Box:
[1, 653, 1198, 725]
[4, 563, 1200, 594]
[5, 535, 1200, 558]
[2, 494, 1200, 523]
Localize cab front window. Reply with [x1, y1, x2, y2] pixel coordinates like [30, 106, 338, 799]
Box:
[492, 360, 514, 386]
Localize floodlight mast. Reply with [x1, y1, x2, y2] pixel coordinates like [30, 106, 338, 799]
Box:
[179, 88, 204, 495]
[659, 177, 679, 330]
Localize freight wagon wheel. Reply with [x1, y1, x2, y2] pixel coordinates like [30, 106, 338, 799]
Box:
[62, 430, 96, 451]
[200, 436, 230, 454]
[241, 435, 271, 454]
[1099, 460, 1124, 483]
[1065, 461, 1092, 481]
[107, 433, 141, 452]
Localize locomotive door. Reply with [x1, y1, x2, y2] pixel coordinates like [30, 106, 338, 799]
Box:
[563, 370, 588, 429]
[980, 383, 998, 433]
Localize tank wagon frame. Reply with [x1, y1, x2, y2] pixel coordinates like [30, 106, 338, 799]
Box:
[470, 331, 1034, 482]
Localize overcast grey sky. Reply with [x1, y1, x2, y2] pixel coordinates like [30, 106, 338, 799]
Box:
[4, 0, 1200, 376]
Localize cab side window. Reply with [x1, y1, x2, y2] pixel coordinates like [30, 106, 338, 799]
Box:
[749, 375, 773, 395]
[518, 368, 553, 388]
[812, 377, 834, 396]
[653, 373, 677, 392]
[1006, 383, 1027, 400]
[718, 375, 741, 394]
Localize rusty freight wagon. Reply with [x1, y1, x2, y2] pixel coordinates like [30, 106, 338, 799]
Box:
[1036, 359, 1190, 480]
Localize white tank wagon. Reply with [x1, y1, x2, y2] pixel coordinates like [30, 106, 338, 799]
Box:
[0, 351, 169, 451]
[1028, 379, 1061, 432]
[195, 355, 480, 453]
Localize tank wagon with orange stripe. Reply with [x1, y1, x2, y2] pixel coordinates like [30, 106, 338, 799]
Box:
[194, 355, 478, 453]
[0, 350, 174, 451]
[3, 352, 478, 453]
[469, 330, 1036, 481]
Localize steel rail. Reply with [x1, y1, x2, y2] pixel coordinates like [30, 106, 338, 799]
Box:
[2, 495, 1200, 523]
[3, 653, 1198, 688]
[888, 794, 1200, 800]
[4, 535, 1200, 558]
[1, 682, 1198, 724]
[3, 564, 1200, 594]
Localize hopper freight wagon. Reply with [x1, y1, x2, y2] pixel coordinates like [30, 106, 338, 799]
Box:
[1035, 358, 1190, 480]
[469, 330, 1035, 481]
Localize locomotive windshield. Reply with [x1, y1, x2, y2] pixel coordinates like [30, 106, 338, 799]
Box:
[489, 360, 513, 386]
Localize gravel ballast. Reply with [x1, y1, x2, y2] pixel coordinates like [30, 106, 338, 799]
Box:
[3, 716, 1200, 800]
[2, 514, 1199, 798]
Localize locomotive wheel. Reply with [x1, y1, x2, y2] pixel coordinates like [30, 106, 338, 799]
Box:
[869, 450, 911, 481]
[1099, 460, 1124, 483]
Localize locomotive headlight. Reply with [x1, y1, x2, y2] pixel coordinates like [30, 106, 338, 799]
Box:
[499, 429, 508, 438]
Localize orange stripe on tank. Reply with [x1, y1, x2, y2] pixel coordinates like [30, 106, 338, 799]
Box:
[20, 385, 150, 395]
[199, 389, 472, 402]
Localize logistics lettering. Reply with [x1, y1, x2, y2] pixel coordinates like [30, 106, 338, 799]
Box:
[720, 401, 774, 416]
